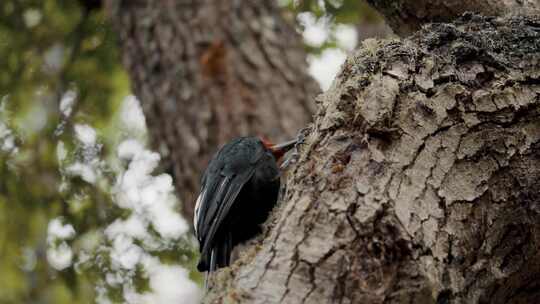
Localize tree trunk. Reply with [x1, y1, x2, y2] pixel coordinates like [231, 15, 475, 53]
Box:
[106, 1, 319, 219]
[366, 0, 540, 36]
[205, 14, 540, 304]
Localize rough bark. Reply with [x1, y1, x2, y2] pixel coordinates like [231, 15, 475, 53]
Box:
[106, 1, 318, 219]
[366, 0, 540, 37]
[206, 14, 540, 303]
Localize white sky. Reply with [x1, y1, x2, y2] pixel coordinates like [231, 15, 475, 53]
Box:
[46, 218, 76, 270]
[47, 101, 201, 303]
[299, 12, 357, 90]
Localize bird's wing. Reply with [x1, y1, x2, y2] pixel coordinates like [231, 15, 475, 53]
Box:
[193, 176, 207, 238]
[195, 167, 256, 257]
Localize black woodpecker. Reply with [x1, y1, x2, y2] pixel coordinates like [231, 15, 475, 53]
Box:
[193, 136, 297, 273]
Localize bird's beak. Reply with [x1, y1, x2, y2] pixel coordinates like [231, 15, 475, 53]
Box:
[270, 138, 297, 159]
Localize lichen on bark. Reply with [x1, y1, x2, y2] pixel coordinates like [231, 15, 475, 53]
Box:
[205, 14, 540, 304]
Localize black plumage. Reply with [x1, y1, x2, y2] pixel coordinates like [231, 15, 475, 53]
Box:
[194, 137, 293, 273]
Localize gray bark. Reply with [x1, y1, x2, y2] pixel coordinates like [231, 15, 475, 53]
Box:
[366, 0, 540, 36]
[106, 1, 319, 219]
[206, 14, 540, 304]
[356, 1, 394, 41]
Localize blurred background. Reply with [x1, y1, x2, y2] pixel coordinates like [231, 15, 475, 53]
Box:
[0, 0, 391, 303]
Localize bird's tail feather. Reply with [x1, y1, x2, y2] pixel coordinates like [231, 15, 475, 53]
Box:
[204, 235, 233, 290]
[221, 233, 232, 267]
[210, 248, 217, 272]
[205, 249, 216, 290]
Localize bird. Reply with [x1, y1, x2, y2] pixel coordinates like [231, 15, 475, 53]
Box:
[193, 136, 297, 275]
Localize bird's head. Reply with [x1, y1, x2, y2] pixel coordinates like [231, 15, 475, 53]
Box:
[261, 137, 297, 160]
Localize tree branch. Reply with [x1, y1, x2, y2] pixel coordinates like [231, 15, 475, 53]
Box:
[366, 0, 540, 36]
[205, 14, 540, 304]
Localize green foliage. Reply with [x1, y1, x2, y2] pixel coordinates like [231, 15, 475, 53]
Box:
[1, 0, 203, 299]
[281, 0, 390, 54]
[286, 0, 362, 23]
[282, 0, 386, 25]
[0, 0, 132, 302]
